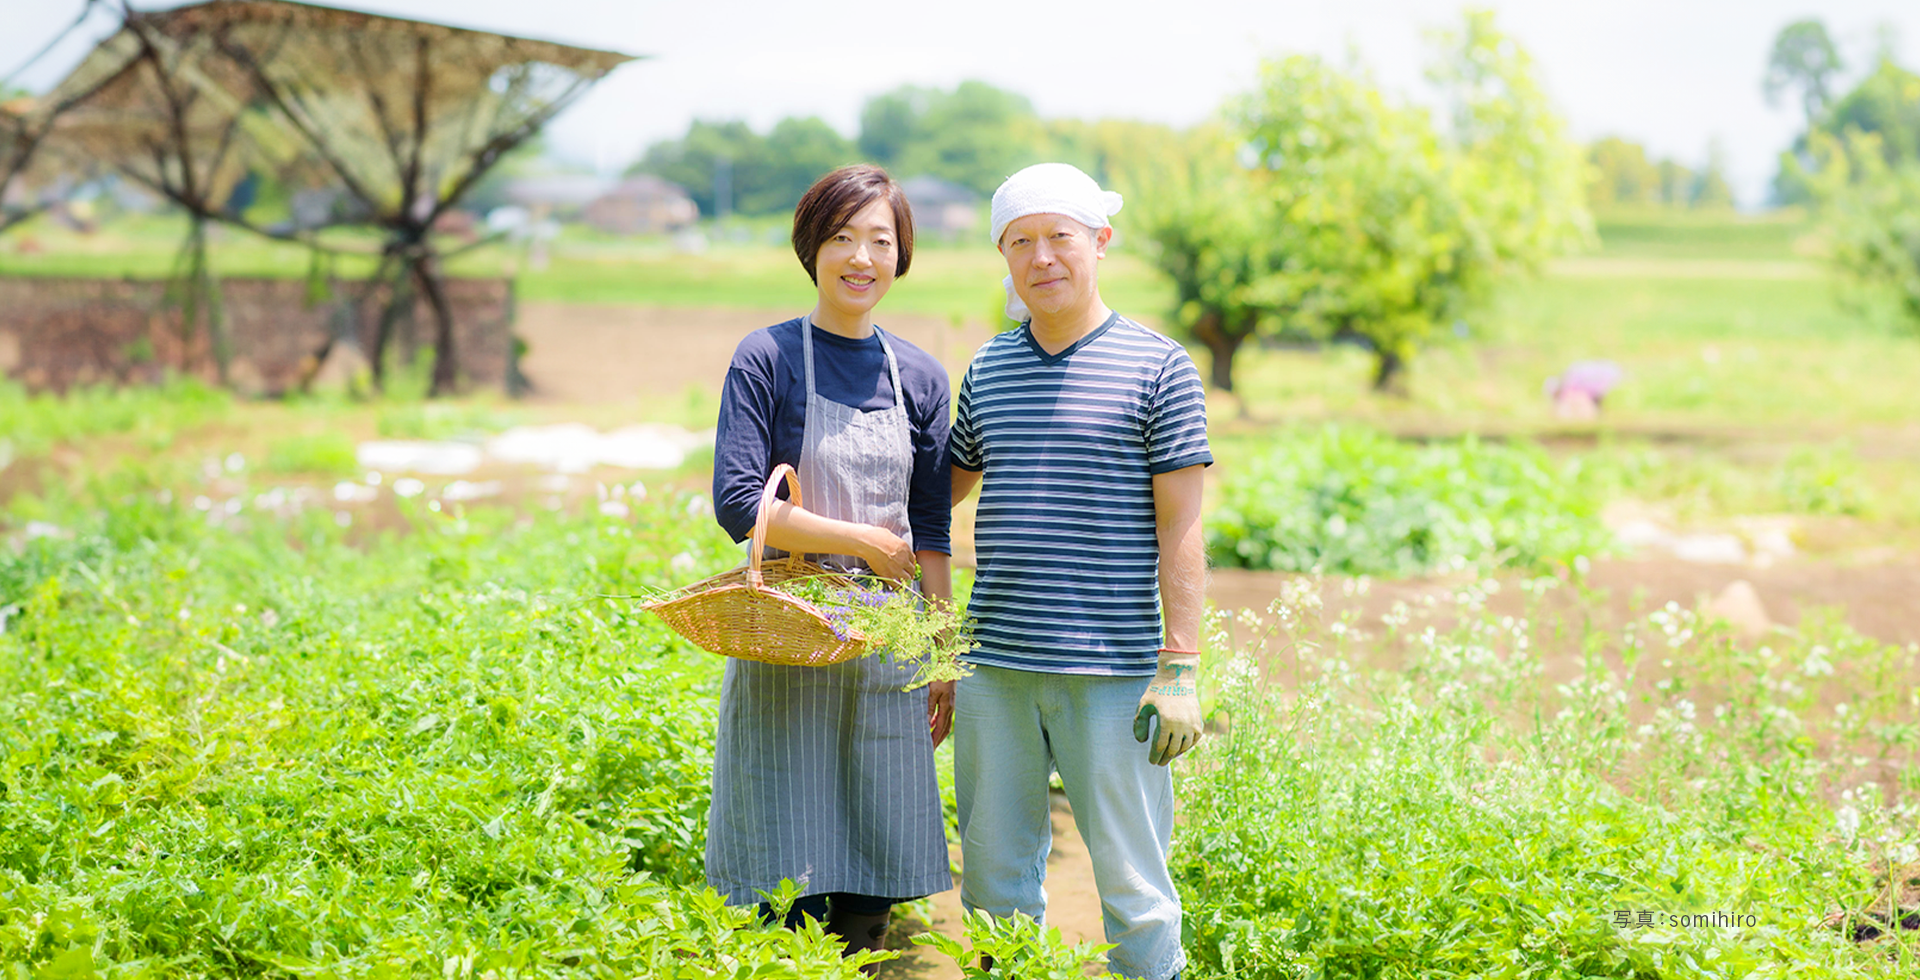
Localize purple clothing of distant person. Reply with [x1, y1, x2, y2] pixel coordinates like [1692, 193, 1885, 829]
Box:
[712, 317, 952, 554]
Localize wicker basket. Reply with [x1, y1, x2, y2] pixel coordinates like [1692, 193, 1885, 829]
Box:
[641, 463, 870, 666]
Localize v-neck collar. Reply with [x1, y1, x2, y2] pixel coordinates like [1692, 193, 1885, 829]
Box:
[1022, 311, 1119, 365]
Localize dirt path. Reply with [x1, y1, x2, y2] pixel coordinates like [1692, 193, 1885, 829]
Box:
[882, 790, 1108, 980]
[515, 302, 993, 404]
[1210, 558, 1920, 649]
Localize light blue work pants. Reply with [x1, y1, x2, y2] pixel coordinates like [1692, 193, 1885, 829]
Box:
[954, 664, 1186, 980]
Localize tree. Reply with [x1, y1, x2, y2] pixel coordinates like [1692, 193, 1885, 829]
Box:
[1690, 140, 1736, 209]
[630, 116, 854, 216]
[1133, 10, 1586, 395]
[1123, 126, 1314, 393]
[631, 120, 760, 217]
[744, 116, 854, 214]
[1777, 59, 1920, 205]
[1426, 10, 1591, 275]
[1587, 137, 1665, 208]
[1765, 19, 1844, 130]
[1806, 123, 1920, 340]
[1820, 61, 1920, 165]
[1231, 55, 1484, 393]
[1044, 117, 1183, 190]
[855, 81, 1043, 195]
[1587, 137, 1744, 210]
[856, 86, 929, 168]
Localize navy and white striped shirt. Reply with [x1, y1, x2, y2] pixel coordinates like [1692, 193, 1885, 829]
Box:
[951, 313, 1212, 675]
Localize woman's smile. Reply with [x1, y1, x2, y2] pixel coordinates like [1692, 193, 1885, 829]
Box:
[812, 195, 900, 336]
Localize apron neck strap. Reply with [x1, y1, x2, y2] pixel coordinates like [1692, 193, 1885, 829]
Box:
[801, 316, 904, 409]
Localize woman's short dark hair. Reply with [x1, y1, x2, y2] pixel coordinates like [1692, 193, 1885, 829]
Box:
[792, 164, 914, 285]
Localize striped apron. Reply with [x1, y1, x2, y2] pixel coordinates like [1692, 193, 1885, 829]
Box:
[704, 319, 951, 905]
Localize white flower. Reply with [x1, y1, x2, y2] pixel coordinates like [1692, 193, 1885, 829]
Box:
[1801, 647, 1834, 677]
[1836, 805, 1861, 841]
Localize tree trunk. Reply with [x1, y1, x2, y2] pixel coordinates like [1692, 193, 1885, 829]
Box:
[369, 263, 413, 392]
[167, 217, 230, 385]
[1372, 348, 1408, 395]
[1190, 310, 1245, 393]
[413, 251, 459, 397]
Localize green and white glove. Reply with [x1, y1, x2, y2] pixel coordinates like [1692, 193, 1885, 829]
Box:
[1132, 648, 1202, 766]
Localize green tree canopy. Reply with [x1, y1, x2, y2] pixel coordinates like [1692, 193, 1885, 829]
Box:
[1133, 10, 1587, 396]
[630, 116, 857, 217]
[1821, 60, 1920, 165]
[1122, 125, 1312, 393]
[1426, 10, 1591, 270]
[1764, 19, 1845, 128]
[1043, 117, 1183, 190]
[1778, 59, 1920, 205]
[1807, 120, 1920, 339]
[856, 81, 1042, 196]
[743, 116, 856, 214]
[1585, 136, 1731, 211]
[1587, 137, 1667, 209]
[629, 119, 759, 217]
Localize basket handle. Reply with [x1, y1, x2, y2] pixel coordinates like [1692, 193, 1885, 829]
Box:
[747, 463, 801, 589]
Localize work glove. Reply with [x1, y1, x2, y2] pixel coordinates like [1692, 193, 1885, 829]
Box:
[1133, 648, 1202, 766]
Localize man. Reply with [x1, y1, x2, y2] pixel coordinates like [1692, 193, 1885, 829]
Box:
[949, 162, 1210, 980]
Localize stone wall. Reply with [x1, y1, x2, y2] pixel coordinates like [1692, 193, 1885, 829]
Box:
[0, 276, 516, 395]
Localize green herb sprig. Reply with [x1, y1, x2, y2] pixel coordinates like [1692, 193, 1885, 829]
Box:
[778, 577, 973, 689]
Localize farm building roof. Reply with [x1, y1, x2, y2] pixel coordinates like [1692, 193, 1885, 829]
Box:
[37, 0, 639, 218]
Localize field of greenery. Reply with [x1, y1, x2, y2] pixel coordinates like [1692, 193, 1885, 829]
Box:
[4, 201, 1919, 976]
[2, 391, 1917, 977]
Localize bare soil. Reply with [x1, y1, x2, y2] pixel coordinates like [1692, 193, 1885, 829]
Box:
[514, 302, 993, 404]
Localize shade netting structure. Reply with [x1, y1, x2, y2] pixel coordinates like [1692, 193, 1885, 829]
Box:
[38, 0, 635, 392]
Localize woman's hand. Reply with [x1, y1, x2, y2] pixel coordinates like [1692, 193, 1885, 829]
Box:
[858, 526, 918, 582]
[927, 680, 956, 748]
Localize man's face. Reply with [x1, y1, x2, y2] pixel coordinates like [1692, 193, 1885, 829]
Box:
[998, 213, 1110, 321]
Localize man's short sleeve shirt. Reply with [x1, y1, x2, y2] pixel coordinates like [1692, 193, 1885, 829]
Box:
[950, 313, 1212, 675]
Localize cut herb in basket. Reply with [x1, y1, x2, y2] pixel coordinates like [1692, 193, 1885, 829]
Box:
[778, 578, 974, 689]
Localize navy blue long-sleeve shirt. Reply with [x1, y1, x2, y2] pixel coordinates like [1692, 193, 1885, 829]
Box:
[712, 318, 952, 554]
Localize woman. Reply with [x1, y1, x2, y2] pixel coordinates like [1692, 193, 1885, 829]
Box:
[707, 164, 954, 962]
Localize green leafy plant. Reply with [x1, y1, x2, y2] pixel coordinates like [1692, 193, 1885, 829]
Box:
[1176, 578, 1920, 978]
[913, 910, 1116, 979]
[262, 429, 360, 476]
[778, 577, 974, 688]
[1776, 445, 1871, 516]
[0, 376, 231, 459]
[1207, 427, 1611, 576]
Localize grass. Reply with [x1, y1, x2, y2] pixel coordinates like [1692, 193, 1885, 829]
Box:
[1583, 207, 1813, 261]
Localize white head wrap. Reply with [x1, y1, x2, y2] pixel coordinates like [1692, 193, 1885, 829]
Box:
[989, 163, 1123, 322]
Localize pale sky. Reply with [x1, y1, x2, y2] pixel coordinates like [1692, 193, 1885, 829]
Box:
[5, 0, 1917, 207]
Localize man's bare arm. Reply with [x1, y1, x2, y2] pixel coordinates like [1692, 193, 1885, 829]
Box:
[951, 465, 983, 506]
[1151, 464, 1206, 651]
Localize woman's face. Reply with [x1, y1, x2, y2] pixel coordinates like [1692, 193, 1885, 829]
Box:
[814, 196, 898, 321]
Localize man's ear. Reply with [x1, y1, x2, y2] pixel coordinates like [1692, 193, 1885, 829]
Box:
[1094, 225, 1114, 256]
